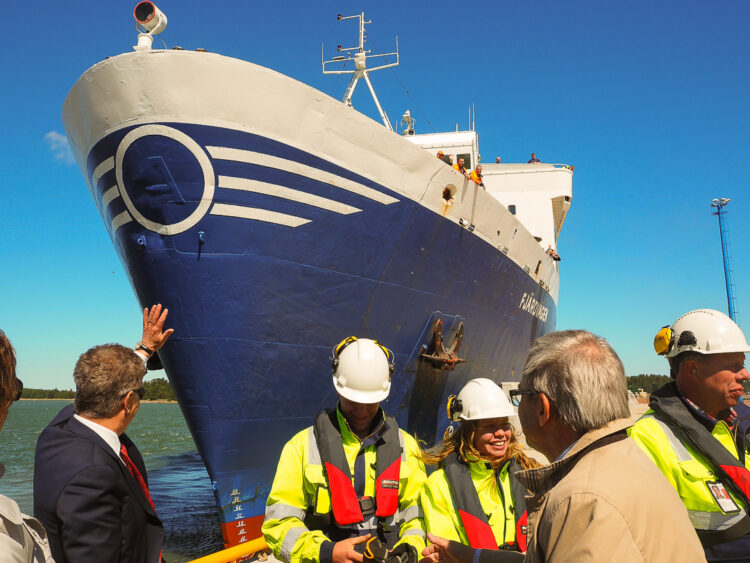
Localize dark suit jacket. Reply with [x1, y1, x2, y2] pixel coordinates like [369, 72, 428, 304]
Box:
[33, 404, 163, 563]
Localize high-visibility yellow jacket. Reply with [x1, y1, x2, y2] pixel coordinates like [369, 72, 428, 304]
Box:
[419, 457, 517, 547]
[629, 392, 750, 560]
[262, 407, 426, 563]
[630, 412, 749, 518]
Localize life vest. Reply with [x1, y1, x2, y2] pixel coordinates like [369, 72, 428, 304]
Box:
[307, 409, 402, 544]
[649, 382, 750, 546]
[443, 451, 528, 552]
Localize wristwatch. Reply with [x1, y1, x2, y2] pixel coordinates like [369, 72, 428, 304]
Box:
[136, 342, 154, 357]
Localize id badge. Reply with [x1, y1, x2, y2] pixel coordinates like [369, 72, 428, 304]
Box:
[707, 481, 739, 513]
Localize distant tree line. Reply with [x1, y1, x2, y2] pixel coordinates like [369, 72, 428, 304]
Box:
[22, 378, 176, 401]
[22, 388, 75, 399]
[626, 374, 670, 394]
[142, 378, 175, 401]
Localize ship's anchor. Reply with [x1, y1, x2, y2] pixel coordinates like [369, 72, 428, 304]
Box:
[419, 319, 466, 370]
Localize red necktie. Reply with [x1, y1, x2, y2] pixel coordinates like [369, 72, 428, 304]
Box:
[120, 443, 156, 512]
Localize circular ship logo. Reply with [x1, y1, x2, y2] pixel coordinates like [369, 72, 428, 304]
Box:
[115, 124, 215, 235]
[92, 122, 400, 239]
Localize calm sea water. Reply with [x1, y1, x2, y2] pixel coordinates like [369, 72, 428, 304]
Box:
[0, 400, 224, 562]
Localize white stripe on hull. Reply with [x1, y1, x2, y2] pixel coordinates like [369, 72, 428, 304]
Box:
[217, 176, 361, 215]
[207, 146, 398, 205]
[210, 203, 311, 227]
[92, 157, 114, 186]
[101, 186, 120, 209]
[111, 210, 132, 232]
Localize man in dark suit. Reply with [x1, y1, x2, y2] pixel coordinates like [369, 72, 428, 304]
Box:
[34, 305, 173, 563]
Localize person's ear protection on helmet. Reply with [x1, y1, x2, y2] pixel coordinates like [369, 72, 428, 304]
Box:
[331, 336, 394, 374]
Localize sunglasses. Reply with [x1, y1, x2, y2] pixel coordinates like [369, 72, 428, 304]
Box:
[509, 388, 537, 407]
[13, 378, 23, 402]
[123, 387, 145, 400]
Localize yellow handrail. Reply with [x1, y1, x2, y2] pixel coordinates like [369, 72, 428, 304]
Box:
[187, 536, 268, 563]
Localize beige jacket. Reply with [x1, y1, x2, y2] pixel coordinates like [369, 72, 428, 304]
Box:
[0, 493, 55, 562]
[516, 418, 705, 562]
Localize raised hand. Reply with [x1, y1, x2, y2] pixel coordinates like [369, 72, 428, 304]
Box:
[140, 304, 174, 352]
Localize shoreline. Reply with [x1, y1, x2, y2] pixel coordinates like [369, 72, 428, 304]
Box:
[19, 398, 177, 404]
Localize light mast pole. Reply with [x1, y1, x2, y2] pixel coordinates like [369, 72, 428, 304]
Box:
[711, 197, 738, 322]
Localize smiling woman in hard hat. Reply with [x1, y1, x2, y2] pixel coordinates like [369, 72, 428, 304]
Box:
[419, 379, 539, 554]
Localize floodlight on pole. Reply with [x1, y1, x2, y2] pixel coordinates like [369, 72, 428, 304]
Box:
[710, 197, 738, 323]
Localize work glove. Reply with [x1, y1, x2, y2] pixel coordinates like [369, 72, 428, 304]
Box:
[386, 544, 418, 563]
[363, 537, 389, 563]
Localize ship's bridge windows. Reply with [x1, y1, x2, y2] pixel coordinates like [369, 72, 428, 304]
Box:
[508, 204, 516, 215]
[457, 153, 472, 168]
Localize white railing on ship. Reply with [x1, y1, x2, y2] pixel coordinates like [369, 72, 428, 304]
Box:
[491, 163, 574, 175]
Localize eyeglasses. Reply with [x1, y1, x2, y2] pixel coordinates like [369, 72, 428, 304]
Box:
[509, 388, 537, 407]
[13, 378, 23, 402]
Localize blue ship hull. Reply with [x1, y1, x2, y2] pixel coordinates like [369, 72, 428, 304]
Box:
[83, 120, 555, 544]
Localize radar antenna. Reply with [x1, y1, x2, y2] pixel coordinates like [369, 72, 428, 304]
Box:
[322, 13, 399, 131]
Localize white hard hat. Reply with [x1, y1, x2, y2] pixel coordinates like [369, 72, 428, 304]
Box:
[447, 378, 515, 421]
[654, 309, 750, 359]
[331, 337, 394, 403]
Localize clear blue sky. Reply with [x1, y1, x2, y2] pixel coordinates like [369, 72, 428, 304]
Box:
[2, 0, 749, 389]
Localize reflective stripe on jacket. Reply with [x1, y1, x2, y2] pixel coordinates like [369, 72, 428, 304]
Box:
[262, 407, 426, 563]
[420, 453, 524, 550]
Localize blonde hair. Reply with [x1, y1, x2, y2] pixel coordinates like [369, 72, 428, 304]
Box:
[422, 419, 540, 471]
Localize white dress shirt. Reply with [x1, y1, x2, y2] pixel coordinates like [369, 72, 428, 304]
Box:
[73, 414, 125, 465]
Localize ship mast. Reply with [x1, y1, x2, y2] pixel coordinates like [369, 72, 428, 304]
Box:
[322, 13, 399, 131]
